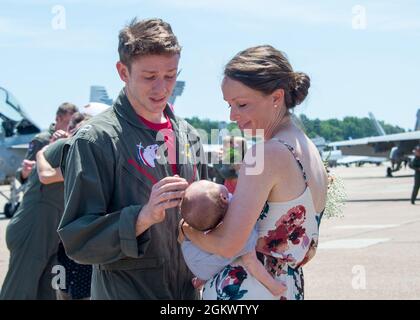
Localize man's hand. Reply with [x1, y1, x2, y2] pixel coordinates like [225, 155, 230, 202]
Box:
[136, 176, 188, 235]
[50, 130, 69, 143]
[21, 159, 36, 180]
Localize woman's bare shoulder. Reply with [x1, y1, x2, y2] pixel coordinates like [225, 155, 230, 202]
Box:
[241, 139, 300, 184]
[244, 139, 295, 165]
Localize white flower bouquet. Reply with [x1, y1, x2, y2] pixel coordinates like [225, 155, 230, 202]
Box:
[323, 165, 347, 219]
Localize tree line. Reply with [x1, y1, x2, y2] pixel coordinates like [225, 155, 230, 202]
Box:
[297, 114, 405, 142]
[184, 115, 406, 143]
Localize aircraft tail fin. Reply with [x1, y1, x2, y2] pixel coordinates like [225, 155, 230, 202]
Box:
[415, 109, 420, 131]
[90, 86, 113, 106]
[369, 112, 386, 136]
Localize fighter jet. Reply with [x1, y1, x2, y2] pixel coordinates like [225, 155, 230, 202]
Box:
[0, 86, 41, 217]
[328, 110, 420, 176]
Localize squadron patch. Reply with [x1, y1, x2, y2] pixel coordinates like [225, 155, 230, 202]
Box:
[137, 143, 160, 168]
[78, 125, 92, 134]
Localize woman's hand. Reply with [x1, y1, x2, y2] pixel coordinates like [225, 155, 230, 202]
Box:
[21, 159, 36, 180]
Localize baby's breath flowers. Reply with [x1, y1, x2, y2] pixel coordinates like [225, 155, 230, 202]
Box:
[323, 164, 347, 219]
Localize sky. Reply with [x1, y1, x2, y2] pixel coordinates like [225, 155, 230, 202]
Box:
[1, 0, 419, 131]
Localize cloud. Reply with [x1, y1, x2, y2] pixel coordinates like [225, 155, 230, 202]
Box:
[0, 0, 155, 7]
[366, 2, 420, 32]
[1, 0, 419, 53]
[158, 0, 347, 25]
[0, 17, 43, 37]
[373, 18, 420, 32]
[157, 0, 420, 31]
[0, 16, 109, 51]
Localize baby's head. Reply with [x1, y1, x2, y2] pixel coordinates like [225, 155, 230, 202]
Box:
[180, 180, 229, 231]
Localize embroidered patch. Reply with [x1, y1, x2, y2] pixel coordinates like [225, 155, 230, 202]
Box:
[137, 143, 160, 168]
[184, 143, 192, 159]
[78, 125, 92, 134]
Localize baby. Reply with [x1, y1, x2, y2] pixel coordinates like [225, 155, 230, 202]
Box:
[179, 180, 286, 296]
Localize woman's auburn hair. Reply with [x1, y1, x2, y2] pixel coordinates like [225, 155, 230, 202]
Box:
[224, 45, 310, 109]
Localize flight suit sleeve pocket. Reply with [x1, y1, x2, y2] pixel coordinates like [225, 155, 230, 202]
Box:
[119, 205, 151, 258]
[130, 257, 165, 269]
[98, 257, 164, 271]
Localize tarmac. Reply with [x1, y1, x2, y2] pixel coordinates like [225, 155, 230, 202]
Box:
[0, 163, 419, 299]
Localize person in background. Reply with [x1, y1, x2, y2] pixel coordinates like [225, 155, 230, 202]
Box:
[217, 136, 247, 193]
[15, 103, 78, 184]
[409, 145, 420, 205]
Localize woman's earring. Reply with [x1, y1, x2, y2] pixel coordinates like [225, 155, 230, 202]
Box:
[274, 105, 278, 108]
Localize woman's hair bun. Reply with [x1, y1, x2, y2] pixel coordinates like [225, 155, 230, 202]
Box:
[290, 72, 310, 108]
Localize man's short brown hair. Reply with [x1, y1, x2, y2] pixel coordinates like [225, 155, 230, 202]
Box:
[56, 102, 78, 117]
[118, 18, 181, 69]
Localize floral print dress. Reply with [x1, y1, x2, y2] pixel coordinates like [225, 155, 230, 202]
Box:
[202, 140, 323, 300]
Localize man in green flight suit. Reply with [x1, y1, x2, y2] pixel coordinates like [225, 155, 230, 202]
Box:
[0, 120, 79, 299]
[410, 145, 420, 205]
[58, 18, 208, 300]
[15, 103, 78, 184]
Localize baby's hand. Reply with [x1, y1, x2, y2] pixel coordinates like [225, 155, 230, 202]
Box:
[270, 281, 287, 297]
[192, 277, 206, 290]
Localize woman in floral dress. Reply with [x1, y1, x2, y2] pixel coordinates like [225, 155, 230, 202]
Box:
[181, 45, 328, 300]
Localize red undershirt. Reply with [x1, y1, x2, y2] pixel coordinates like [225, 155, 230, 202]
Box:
[138, 113, 178, 175]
